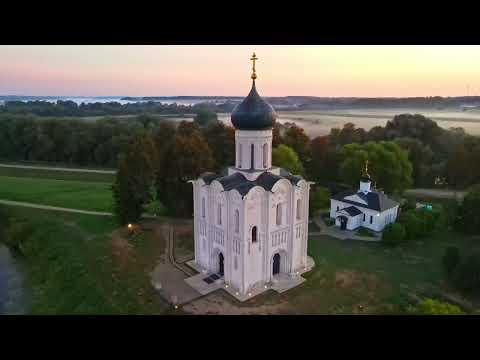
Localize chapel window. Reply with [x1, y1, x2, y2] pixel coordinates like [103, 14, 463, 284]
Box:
[252, 226, 257, 243]
[276, 203, 283, 226]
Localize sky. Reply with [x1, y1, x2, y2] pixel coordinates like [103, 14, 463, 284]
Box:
[1, 45, 480, 97]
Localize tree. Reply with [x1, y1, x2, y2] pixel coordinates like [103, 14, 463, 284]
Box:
[452, 251, 480, 293]
[193, 107, 218, 127]
[202, 121, 235, 171]
[112, 134, 158, 225]
[446, 144, 472, 189]
[443, 246, 460, 277]
[309, 187, 331, 216]
[307, 135, 329, 181]
[455, 190, 480, 234]
[282, 124, 311, 164]
[143, 186, 167, 217]
[395, 137, 435, 187]
[272, 145, 304, 175]
[382, 223, 406, 245]
[159, 121, 215, 217]
[339, 141, 413, 193]
[406, 298, 464, 315]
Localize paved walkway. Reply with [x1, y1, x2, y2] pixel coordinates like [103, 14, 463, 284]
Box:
[0, 199, 114, 216]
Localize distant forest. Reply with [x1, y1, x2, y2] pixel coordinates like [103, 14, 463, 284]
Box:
[1, 96, 480, 117]
[0, 100, 236, 117]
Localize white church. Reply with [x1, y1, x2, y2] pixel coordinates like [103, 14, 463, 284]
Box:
[329, 162, 399, 232]
[187, 54, 315, 301]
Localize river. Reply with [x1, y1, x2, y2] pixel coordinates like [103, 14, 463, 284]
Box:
[0, 244, 29, 315]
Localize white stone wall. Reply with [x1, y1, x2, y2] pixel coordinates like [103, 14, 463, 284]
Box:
[235, 130, 272, 171]
[192, 176, 311, 295]
[330, 199, 400, 232]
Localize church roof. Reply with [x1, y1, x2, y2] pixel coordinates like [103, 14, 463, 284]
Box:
[339, 206, 363, 216]
[333, 190, 398, 212]
[199, 170, 303, 197]
[231, 80, 277, 131]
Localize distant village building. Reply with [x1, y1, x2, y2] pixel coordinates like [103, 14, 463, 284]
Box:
[329, 161, 399, 232]
[188, 53, 315, 300]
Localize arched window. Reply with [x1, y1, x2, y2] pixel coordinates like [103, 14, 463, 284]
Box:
[252, 226, 257, 243]
[239, 143, 242, 168]
[234, 209, 239, 233]
[251, 144, 255, 169]
[276, 203, 282, 226]
[296, 199, 302, 220]
[201, 197, 205, 218]
[263, 143, 268, 168]
[217, 204, 222, 225]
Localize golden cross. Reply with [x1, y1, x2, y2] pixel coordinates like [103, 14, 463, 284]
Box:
[250, 52, 258, 80]
[364, 159, 369, 175]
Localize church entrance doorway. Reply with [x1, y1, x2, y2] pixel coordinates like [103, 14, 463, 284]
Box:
[218, 253, 224, 276]
[338, 216, 348, 230]
[272, 253, 280, 275]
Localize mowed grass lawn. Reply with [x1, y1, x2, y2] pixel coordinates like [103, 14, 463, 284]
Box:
[0, 176, 113, 212]
[243, 231, 480, 314]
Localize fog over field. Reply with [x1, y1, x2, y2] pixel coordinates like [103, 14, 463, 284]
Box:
[212, 108, 480, 137]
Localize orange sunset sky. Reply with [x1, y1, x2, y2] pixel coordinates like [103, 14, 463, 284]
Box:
[1, 45, 480, 97]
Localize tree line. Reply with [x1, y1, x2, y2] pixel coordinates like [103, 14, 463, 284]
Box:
[0, 100, 235, 117]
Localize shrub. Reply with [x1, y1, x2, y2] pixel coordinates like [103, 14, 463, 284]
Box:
[442, 246, 460, 276]
[382, 223, 406, 245]
[309, 187, 331, 216]
[452, 251, 480, 293]
[407, 298, 464, 315]
[357, 227, 373, 237]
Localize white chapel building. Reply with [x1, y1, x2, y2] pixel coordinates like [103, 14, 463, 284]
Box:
[329, 162, 399, 232]
[187, 54, 315, 300]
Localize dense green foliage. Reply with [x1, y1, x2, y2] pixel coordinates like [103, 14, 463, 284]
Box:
[339, 141, 412, 193]
[407, 298, 464, 315]
[309, 187, 331, 216]
[455, 190, 480, 234]
[452, 251, 480, 293]
[272, 145, 304, 175]
[442, 246, 460, 276]
[112, 134, 158, 224]
[382, 223, 406, 245]
[193, 107, 218, 127]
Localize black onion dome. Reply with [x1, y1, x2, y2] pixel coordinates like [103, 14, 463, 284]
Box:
[231, 80, 277, 130]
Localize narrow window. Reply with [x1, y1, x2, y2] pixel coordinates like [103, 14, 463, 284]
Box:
[252, 226, 257, 243]
[337, 206, 339, 211]
[234, 256, 238, 270]
[276, 203, 282, 226]
[363, 214, 365, 222]
[263, 143, 268, 168]
[239, 143, 242, 168]
[201, 197, 205, 218]
[235, 209, 239, 233]
[296, 199, 302, 220]
[217, 204, 222, 225]
[251, 144, 255, 169]
[370, 215, 373, 224]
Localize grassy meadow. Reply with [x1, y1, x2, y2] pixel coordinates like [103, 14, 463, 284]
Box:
[0, 176, 113, 212]
[1, 205, 171, 315]
[238, 230, 480, 314]
[0, 165, 115, 183]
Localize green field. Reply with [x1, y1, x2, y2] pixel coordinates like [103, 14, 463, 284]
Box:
[0, 206, 170, 314]
[0, 166, 115, 183]
[242, 231, 480, 314]
[0, 176, 113, 212]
